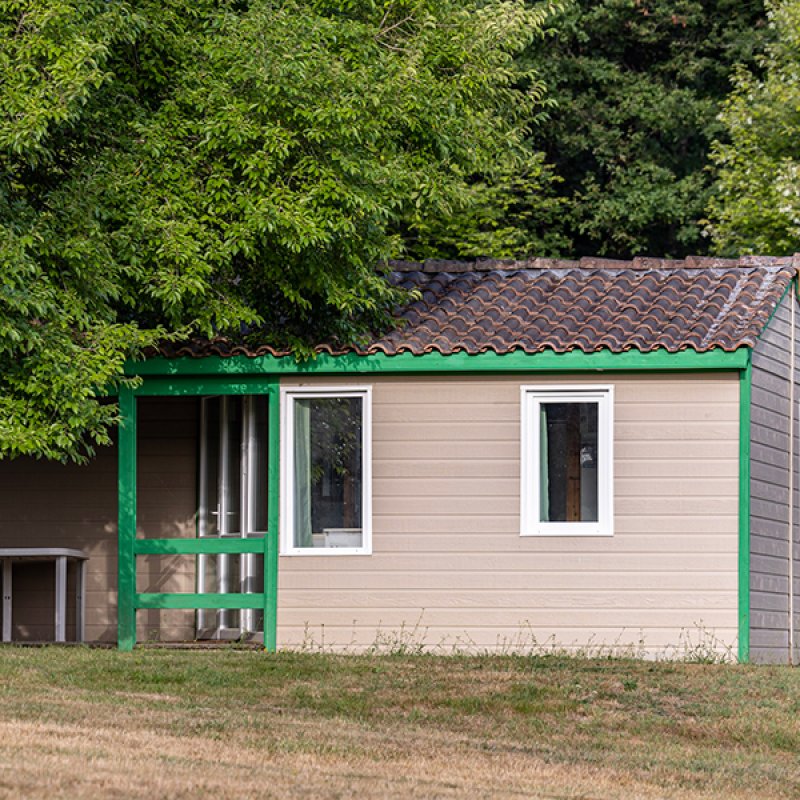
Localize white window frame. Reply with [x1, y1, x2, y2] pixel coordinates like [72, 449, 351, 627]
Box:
[520, 384, 614, 537]
[280, 386, 373, 556]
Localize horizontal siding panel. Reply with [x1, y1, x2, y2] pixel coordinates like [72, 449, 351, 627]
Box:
[751, 459, 790, 487]
[751, 573, 790, 595]
[753, 336, 792, 363]
[751, 404, 789, 434]
[752, 553, 792, 577]
[378, 403, 518, 423]
[752, 353, 791, 382]
[615, 421, 738, 441]
[751, 535, 792, 558]
[751, 384, 790, 414]
[751, 498, 789, 524]
[751, 593, 789, 613]
[616, 459, 737, 479]
[368, 533, 739, 555]
[751, 425, 789, 450]
[751, 610, 791, 631]
[613, 477, 736, 496]
[370, 514, 737, 536]
[751, 482, 790, 505]
[278, 590, 735, 612]
[279, 570, 737, 592]
[277, 607, 738, 629]
[374, 459, 517, 479]
[750, 648, 790, 665]
[751, 629, 790, 649]
[373, 421, 518, 441]
[282, 552, 737, 573]
[614, 497, 736, 516]
[617, 440, 738, 460]
[373, 477, 516, 497]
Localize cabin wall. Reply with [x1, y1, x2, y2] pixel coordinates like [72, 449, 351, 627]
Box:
[750, 290, 800, 665]
[277, 372, 740, 657]
[0, 373, 742, 655]
[0, 398, 197, 642]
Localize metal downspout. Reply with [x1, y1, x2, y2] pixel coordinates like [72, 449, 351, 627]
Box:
[790, 295, 796, 665]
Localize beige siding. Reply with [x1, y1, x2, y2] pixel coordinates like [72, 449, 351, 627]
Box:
[0, 398, 197, 642]
[0, 373, 740, 655]
[277, 373, 740, 655]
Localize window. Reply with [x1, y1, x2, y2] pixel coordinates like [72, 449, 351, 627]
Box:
[281, 387, 372, 555]
[520, 385, 613, 537]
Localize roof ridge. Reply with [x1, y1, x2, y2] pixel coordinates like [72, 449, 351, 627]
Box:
[389, 255, 797, 272]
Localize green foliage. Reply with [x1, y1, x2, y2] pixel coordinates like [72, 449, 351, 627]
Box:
[0, 0, 556, 460]
[525, 0, 766, 259]
[709, 1, 800, 255]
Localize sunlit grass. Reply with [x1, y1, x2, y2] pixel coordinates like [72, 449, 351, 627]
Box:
[0, 647, 797, 799]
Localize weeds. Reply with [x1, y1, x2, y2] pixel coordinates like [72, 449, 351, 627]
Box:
[291, 617, 735, 664]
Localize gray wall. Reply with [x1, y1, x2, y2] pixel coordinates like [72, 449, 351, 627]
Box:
[750, 290, 800, 664]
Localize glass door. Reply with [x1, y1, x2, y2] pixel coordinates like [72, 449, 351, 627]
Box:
[197, 396, 267, 639]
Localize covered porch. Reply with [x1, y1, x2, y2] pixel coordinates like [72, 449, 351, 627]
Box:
[116, 378, 280, 651]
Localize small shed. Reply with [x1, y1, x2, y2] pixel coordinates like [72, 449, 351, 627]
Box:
[1, 255, 798, 663]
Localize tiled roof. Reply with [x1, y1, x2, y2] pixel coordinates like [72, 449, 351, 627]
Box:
[159, 255, 798, 358]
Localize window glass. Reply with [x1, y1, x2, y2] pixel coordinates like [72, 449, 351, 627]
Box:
[293, 396, 364, 549]
[539, 401, 599, 523]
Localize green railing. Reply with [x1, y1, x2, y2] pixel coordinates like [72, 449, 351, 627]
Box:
[133, 536, 276, 612]
[117, 380, 280, 651]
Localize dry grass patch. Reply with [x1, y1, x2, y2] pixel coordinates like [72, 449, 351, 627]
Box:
[0, 648, 797, 799]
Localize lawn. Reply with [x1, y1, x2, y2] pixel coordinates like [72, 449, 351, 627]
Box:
[0, 647, 797, 799]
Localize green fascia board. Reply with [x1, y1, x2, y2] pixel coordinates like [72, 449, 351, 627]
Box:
[126, 347, 748, 379]
[136, 593, 266, 610]
[134, 538, 266, 556]
[738, 360, 752, 664]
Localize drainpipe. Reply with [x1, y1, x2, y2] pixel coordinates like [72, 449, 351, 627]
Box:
[790, 294, 796, 666]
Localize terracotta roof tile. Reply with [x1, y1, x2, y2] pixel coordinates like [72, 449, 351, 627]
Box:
[157, 256, 798, 359]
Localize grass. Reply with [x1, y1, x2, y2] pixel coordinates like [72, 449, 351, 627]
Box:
[0, 647, 798, 799]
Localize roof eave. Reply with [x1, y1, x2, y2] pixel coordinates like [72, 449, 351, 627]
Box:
[126, 346, 750, 378]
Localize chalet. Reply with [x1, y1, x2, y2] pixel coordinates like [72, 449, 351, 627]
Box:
[1, 255, 798, 663]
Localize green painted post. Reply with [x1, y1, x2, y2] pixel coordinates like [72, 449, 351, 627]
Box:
[738, 363, 752, 664]
[264, 383, 280, 651]
[117, 386, 138, 651]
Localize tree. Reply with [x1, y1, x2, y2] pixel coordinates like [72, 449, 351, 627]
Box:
[709, 0, 800, 255]
[524, 0, 766, 259]
[0, 0, 556, 461]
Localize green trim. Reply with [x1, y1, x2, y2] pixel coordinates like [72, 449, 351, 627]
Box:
[264, 385, 280, 652]
[117, 387, 137, 652]
[118, 380, 281, 649]
[134, 538, 266, 556]
[126, 347, 748, 378]
[738, 361, 752, 664]
[136, 593, 266, 610]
